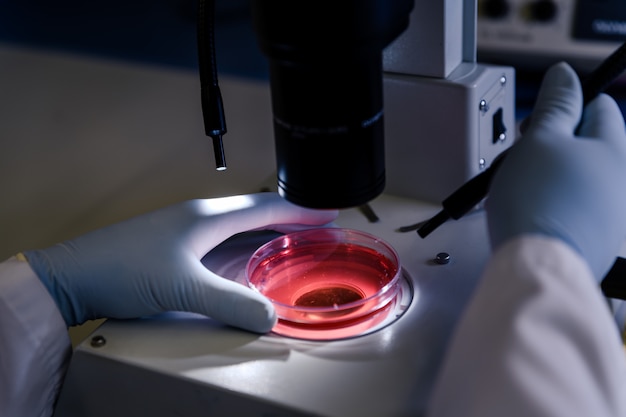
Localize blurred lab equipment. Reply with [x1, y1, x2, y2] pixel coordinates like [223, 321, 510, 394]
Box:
[477, 0, 626, 75]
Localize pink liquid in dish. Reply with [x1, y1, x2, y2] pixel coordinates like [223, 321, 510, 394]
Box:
[248, 241, 400, 325]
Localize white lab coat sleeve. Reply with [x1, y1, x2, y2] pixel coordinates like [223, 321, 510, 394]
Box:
[0, 256, 71, 417]
[427, 235, 626, 417]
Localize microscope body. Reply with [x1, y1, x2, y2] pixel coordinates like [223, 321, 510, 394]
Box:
[384, 64, 515, 203]
[253, 0, 515, 207]
[250, 0, 414, 208]
[383, 0, 515, 203]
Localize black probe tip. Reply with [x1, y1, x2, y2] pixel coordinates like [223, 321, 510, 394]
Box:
[211, 135, 227, 171]
[417, 210, 450, 238]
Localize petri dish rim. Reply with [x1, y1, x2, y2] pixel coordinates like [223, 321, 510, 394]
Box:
[245, 228, 402, 315]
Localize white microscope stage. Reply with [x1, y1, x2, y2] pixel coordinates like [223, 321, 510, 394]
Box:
[53, 194, 492, 417]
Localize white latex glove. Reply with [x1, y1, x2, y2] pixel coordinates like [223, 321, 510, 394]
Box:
[487, 62, 626, 280]
[24, 193, 338, 332]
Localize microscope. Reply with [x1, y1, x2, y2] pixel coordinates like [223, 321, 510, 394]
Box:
[52, 2, 515, 416]
[252, 0, 514, 208]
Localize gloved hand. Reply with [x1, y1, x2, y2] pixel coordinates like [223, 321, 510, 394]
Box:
[24, 193, 338, 332]
[486, 62, 626, 280]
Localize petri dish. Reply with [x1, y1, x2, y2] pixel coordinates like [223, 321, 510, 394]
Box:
[246, 228, 404, 340]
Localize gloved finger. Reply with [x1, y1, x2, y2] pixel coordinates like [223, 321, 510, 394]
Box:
[178, 263, 277, 333]
[525, 62, 583, 136]
[577, 94, 626, 145]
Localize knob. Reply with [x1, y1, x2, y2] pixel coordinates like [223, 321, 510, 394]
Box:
[528, 0, 558, 22]
[480, 0, 510, 19]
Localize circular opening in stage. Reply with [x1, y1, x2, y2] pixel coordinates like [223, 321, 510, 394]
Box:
[246, 228, 410, 340]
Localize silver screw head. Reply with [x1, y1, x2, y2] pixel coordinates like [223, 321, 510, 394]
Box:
[90, 335, 106, 348]
[435, 252, 451, 265]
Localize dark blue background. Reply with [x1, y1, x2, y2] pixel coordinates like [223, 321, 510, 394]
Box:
[0, 0, 269, 78]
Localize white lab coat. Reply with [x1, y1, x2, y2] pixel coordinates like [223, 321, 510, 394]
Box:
[1, 236, 626, 417]
[0, 256, 71, 417]
[428, 236, 626, 417]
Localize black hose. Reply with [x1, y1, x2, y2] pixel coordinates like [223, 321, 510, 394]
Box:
[197, 0, 227, 170]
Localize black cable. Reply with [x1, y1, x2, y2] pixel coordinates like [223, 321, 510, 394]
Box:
[197, 0, 227, 171]
[582, 40, 626, 107]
